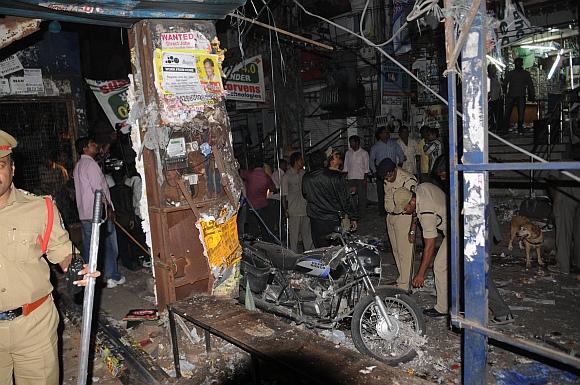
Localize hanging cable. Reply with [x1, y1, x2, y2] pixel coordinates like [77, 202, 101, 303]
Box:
[406, 0, 444, 23]
[237, 19, 246, 61]
[359, 0, 409, 48]
[262, 0, 287, 84]
[266, 11, 286, 248]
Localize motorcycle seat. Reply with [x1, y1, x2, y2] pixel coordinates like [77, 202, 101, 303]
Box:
[252, 241, 302, 270]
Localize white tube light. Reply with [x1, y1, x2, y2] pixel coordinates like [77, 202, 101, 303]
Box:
[571, 54, 575, 89]
[521, 45, 557, 51]
[547, 49, 563, 80]
[486, 55, 506, 71]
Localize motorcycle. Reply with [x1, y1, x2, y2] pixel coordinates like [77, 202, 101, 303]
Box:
[240, 229, 425, 365]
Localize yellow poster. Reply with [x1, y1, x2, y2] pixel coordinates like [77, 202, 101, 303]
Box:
[196, 54, 223, 95]
[199, 214, 241, 267]
[197, 214, 242, 297]
[153, 48, 223, 108]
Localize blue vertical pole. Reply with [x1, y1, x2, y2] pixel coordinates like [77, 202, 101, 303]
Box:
[461, 1, 489, 384]
[444, 0, 459, 319]
[448, 71, 460, 318]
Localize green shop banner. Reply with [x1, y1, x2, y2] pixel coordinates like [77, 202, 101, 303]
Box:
[86, 79, 130, 127]
[224, 55, 265, 102]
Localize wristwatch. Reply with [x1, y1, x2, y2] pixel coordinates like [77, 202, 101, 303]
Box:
[409, 230, 415, 235]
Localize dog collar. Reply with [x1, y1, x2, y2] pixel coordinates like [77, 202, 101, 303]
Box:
[525, 239, 542, 246]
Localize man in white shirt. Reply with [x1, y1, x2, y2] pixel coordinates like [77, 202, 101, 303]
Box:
[343, 135, 370, 217]
[397, 126, 419, 175]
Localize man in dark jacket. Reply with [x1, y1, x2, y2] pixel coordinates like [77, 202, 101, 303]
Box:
[504, 57, 535, 133]
[109, 169, 141, 270]
[302, 149, 358, 247]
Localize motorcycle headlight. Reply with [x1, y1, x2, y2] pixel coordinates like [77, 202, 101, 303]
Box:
[358, 253, 380, 268]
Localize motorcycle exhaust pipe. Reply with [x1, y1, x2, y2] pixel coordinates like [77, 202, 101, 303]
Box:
[240, 291, 298, 320]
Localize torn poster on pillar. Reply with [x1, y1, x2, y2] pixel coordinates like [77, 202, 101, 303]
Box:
[154, 48, 224, 119]
[160, 31, 211, 51]
[196, 213, 241, 297]
[463, 173, 487, 262]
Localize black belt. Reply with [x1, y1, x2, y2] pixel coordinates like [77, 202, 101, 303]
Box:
[0, 307, 23, 321]
[0, 294, 49, 321]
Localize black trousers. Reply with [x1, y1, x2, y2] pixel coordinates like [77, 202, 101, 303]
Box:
[505, 96, 526, 130]
[247, 207, 273, 241]
[376, 176, 386, 215]
[265, 199, 281, 237]
[489, 99, 501, 132]
[310, 217, 340, 248]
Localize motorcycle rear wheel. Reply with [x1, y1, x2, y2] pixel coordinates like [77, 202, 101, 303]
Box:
[351, 288, 425, 365]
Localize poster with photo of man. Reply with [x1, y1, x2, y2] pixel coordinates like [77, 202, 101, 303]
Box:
[197, 54, 223, 95]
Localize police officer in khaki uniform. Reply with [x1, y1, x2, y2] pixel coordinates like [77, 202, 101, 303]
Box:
[377, 158, 417, 290]
[0, 130, 99, 385]
[393, 183, 448, 317]
[393, 182, 515, 323]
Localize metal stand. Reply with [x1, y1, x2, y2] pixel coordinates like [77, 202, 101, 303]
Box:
[167, 308, 181, 378]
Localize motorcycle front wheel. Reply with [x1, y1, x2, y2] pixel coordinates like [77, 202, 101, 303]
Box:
[351, 288, 425, 365]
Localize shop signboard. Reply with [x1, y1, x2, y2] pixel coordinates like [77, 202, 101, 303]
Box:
[498, 0, 534, 47]
[86, 79, 130, 127]
[392, 0, 412, 54]
[224, 55, 265, 102]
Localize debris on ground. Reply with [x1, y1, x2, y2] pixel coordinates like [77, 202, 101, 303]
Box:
[122, 308, 159, 321]
[494, 362, 578, 385]
[359, 365, 377, 374]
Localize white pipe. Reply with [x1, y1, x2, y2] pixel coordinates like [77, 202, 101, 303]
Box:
[486, 55, 505, 71]
[570, 54, 575, 89]
[521, 45, 556, 50]
[547, 49, 563, 80]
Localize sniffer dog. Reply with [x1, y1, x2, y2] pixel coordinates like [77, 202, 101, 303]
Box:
[508, 215, 544, 268]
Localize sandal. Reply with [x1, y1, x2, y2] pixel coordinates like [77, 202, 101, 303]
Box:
[490, 313, 515, 325]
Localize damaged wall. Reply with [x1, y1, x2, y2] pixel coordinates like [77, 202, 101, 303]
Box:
[0, 16, 40, 50]
[0, 29, 87, 132]
[129, 20, 243, 311]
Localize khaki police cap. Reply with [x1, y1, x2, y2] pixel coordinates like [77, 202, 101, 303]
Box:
[0, 130, 17, 158]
